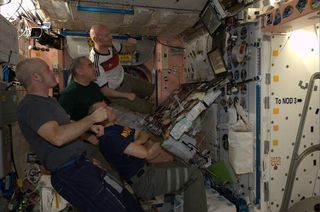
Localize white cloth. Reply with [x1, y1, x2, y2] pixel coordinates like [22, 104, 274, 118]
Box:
[89, 42, 124, 89]
[228, 120, 254, 174]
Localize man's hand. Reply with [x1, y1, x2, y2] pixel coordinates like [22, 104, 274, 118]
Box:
[146, 142, 161, 160]
[144, 141, 174, 163]
[127, 38, 137, 46]
[148, 150, 174, 163]
[134, 131, 150, 145]
[90, 107, 108, 123]
[82, 134, 99, 146]
[90, 125, 104, 137]
[126, 92, 136, 101]
[139, 131, 150, 142]
[121, 38, 137, 53]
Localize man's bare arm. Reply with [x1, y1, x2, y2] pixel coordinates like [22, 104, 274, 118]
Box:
[120, 38, 137, 53]
[134, 130, 150, 145]
[123, 142, 161, 160]
[37, 107, 107, 147]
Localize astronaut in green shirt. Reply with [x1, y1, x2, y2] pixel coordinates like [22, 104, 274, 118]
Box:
[59, 56, 120, 178]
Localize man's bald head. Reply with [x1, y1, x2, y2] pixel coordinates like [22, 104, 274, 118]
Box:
[90, 24, 113, 48]
[90, 24, 107, 39]
[15, 58, 47, 88]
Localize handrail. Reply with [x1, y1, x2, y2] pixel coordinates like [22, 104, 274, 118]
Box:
[279, 72, 320, 212]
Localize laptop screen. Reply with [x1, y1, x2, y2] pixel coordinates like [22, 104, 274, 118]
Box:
[199, 1, 222, 36]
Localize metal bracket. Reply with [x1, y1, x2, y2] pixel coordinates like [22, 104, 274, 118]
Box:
[264, 140, 270, 154]
[264, 96, 270, 109]
[264, 182, 270, 201]
[265, 73, 271, 85]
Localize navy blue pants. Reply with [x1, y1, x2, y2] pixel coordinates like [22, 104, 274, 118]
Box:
[51, 156, 144, 212]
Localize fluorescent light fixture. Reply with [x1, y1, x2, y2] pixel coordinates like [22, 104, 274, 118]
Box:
[77, 4, 134, 15]
[59, 30, 143, 40]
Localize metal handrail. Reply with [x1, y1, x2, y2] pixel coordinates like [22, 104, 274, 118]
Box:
[280, 72, 320, 212]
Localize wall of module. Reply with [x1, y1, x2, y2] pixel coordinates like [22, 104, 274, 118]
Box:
[181, 33, 219, 163]
[260, 24, 320, 211]
[155, 42, 185, 104]
[184, 33, 215, 83]
[183, 22, 263, 207]
[215, 23, 262, 206]
[183, 33, 220, 163]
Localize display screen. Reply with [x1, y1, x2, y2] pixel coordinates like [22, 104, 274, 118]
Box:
[199, 2, 222, 36]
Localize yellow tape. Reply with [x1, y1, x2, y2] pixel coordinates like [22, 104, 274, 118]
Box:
[272, 50, 279, 57]
[273, 139, 279, 146]
[273, 108, 280, 114]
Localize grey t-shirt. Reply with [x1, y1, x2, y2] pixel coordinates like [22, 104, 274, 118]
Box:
[17, 94, 85, 171]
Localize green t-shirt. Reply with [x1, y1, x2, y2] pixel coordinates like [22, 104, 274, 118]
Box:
[59, 81, 109, 121]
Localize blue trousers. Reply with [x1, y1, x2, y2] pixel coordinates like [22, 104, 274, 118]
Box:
[51, 156, 144, 212]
